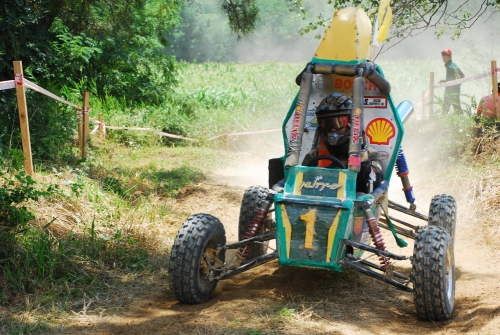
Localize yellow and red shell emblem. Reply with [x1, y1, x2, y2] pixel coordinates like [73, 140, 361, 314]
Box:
[366, 118, 395, 145]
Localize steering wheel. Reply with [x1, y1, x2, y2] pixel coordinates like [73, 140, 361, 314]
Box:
[305, 155, 346, 169]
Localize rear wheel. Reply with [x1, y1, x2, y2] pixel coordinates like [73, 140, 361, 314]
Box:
[168, 213, 226, 304]
[428, 194, 457, 246]
[411, 225, 455, 321]
[239, 186, 273, 259]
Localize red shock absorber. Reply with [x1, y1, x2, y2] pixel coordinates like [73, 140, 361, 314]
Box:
[236, 197, 273, 261]
[364, 207, 391, 268]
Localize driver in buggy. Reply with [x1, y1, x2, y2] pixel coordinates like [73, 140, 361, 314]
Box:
[284, 93, 383, 194]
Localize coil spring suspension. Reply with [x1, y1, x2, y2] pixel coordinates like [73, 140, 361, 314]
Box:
[366, 215, 391, 268]
[236, 201, 271, 260]
[395, 147, 416, 209]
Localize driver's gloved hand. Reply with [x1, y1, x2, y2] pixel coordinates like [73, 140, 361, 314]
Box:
[301, 150, 318, 166]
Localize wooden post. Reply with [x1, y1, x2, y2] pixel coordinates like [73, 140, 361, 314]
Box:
[491, 60, 499, 120]
[225, 128, 229, 150]
[98, 113, 104, 137]
[429, 72, 434, 116]
[82, 92, 90, 159]
[421, 90, 426, 120]
[13, 61, 34, 176]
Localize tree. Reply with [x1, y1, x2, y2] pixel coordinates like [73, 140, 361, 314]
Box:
[0, 0, 184, 103]
[221, 0, 500, 42]
[219, 0, 259, 38]
[0, 0, 184, 162]
[167, 1, 239, 62]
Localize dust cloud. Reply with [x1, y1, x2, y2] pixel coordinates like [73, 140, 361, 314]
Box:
[209, 133, 284, 188]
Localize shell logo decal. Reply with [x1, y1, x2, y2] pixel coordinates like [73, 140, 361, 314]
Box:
[366, 117, 395, 145]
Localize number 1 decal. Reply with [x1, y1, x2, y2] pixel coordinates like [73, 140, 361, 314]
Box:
[300, 209, 318, 250]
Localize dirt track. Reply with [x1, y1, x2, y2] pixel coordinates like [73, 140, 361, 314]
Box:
[56, 152, 500, 335]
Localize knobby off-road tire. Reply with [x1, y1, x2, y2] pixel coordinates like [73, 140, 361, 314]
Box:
[168, 213, 226, 304]
[239, 185, 272, 260]
[411, 225, 455, 321]
[428, 194, 457, 247]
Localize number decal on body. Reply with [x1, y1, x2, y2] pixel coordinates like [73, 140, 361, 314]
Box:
[300, 209, 318, 250]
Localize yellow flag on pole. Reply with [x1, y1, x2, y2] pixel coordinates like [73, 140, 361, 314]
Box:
[377, 0, 392, 42]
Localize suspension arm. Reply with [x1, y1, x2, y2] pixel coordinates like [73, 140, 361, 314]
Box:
[343, 239, 408, 260]
[340, 258, 413, 292]
[215, 251, 278, 281]
[388, 200, 428, 221]
[220, 232, 276, 250]
[344, 254, 411, 281]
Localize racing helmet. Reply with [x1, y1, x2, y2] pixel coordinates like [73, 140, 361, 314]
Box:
[315, 93, 353, 149]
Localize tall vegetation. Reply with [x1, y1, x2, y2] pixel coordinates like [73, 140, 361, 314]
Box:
[0, 0, 183, 161]
[0, 1, 183, 102]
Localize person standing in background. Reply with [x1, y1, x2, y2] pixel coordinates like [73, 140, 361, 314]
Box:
[438, 48, 465, 114]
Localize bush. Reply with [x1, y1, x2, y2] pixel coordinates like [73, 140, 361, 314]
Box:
[0, 169, 55, 231]
[0, 91, 77, 163]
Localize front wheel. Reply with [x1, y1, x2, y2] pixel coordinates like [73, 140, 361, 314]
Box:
[168, 213, 226, 304]
[411, 225, 455, 321]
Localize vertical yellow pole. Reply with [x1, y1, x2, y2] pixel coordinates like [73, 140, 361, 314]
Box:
[491, 60, 499, 120]
[13, 61, 34, 176]
[82, 92, 90, 159]
[429, 72, 434, 117]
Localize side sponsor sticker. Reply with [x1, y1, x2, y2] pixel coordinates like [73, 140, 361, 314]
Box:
[364, 96, 387, 108]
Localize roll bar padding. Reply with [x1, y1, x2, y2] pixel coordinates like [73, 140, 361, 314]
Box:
[309, 62, 391, 95]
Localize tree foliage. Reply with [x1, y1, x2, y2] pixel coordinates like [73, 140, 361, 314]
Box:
[0, 0, 183, 103]
[168, 1, 239, 62]
[0, 0, 184, 162]
[223, 0, 500, 41]
[219, 0, 259, 38]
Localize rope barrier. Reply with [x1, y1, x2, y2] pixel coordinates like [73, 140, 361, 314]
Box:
[0, 80, 15, 91]
[22, 78, 83, 110]
[434, 69, 495, 89]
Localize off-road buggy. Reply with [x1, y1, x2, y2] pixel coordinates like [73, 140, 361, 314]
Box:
[168, 7, 456, 321]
